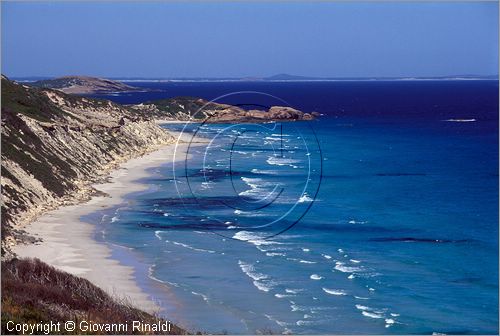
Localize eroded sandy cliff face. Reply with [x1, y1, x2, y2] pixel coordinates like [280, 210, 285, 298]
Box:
[1, 76, 174, 256]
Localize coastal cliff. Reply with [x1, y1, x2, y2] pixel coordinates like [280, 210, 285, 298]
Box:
[130, 97, 319, 123]
[1, 76, 174, 256]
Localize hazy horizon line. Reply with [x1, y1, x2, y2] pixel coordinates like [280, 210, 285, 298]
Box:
[8, 73, 500, 81]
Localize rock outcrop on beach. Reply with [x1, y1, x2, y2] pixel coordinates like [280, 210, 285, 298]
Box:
[130, 97, 319, 123]
[29, 76, 143, 94]
[1, 75, 174, 256]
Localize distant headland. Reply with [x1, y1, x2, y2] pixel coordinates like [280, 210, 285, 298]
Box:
[28, 76, 145, 94]
[18, 75, 319, 123]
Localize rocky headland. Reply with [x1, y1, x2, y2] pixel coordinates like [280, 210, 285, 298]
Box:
[130, 97, 320, 123]
[29, 76, 144, 94]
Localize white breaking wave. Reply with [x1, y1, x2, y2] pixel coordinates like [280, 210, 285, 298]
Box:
[253, 281, 274, 292]
[299, 260, 317, 264]
[385, 318, 396, 328]
[267, 156, 301, 167]
[334, 261, 362, 273]
[191, 291, 209, 302]
[355, 304, 370, 311]
[200, 181, 214, 190]
[444, 118, 476, 122]
[255, 244, 292, 253]
[264, 136, 284, 141]
[310, 274, 323, 280]
[233, 209, 267, 217]
[287, 257, 316, 264]
[238, 260, 276, 292]
[239, 177, 281, 201]
[348, 220, 367, 224]
[266, 252, 286, 257]
[238, 260, 268, 281]
[275, 293, 294, 299]
[356, 303, 398, 326]
[154, 230, 164, 240]
[298, 193, 314, 203]
[233, 231, 284, 246]
[171, 241, 216, 254]
[322, 288, 347, 296]
[296, 320, 315, 326]
[251, 168, 279, 175]
[362, 311, 384, 319]
[291, 304, 308, 312]
[148, 266, 179, 287]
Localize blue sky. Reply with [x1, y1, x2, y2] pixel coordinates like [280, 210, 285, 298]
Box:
[2, 2, 498, 78]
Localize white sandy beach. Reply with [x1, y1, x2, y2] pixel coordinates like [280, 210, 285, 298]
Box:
[13, 129, 193, 314]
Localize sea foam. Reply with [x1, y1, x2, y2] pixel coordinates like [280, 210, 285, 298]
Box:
[322, 288, 347, 296]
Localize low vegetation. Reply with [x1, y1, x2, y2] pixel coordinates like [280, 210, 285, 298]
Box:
[1, 258, 186, 335]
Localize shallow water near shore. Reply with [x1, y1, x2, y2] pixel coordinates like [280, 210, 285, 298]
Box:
[87, 81, 498, 334]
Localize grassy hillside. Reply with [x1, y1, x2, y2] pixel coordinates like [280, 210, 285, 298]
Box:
[131, 97, 237, 120]
[1, 258, 186, 335]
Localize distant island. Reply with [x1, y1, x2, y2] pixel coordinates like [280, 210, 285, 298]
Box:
[109, 73, 500, 82]
[263, 73, 499, 81]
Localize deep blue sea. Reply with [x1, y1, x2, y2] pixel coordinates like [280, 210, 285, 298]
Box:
[87, 80, 498, 334]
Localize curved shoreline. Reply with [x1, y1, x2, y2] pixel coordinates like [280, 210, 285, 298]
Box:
[13, 130, 191, 315]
